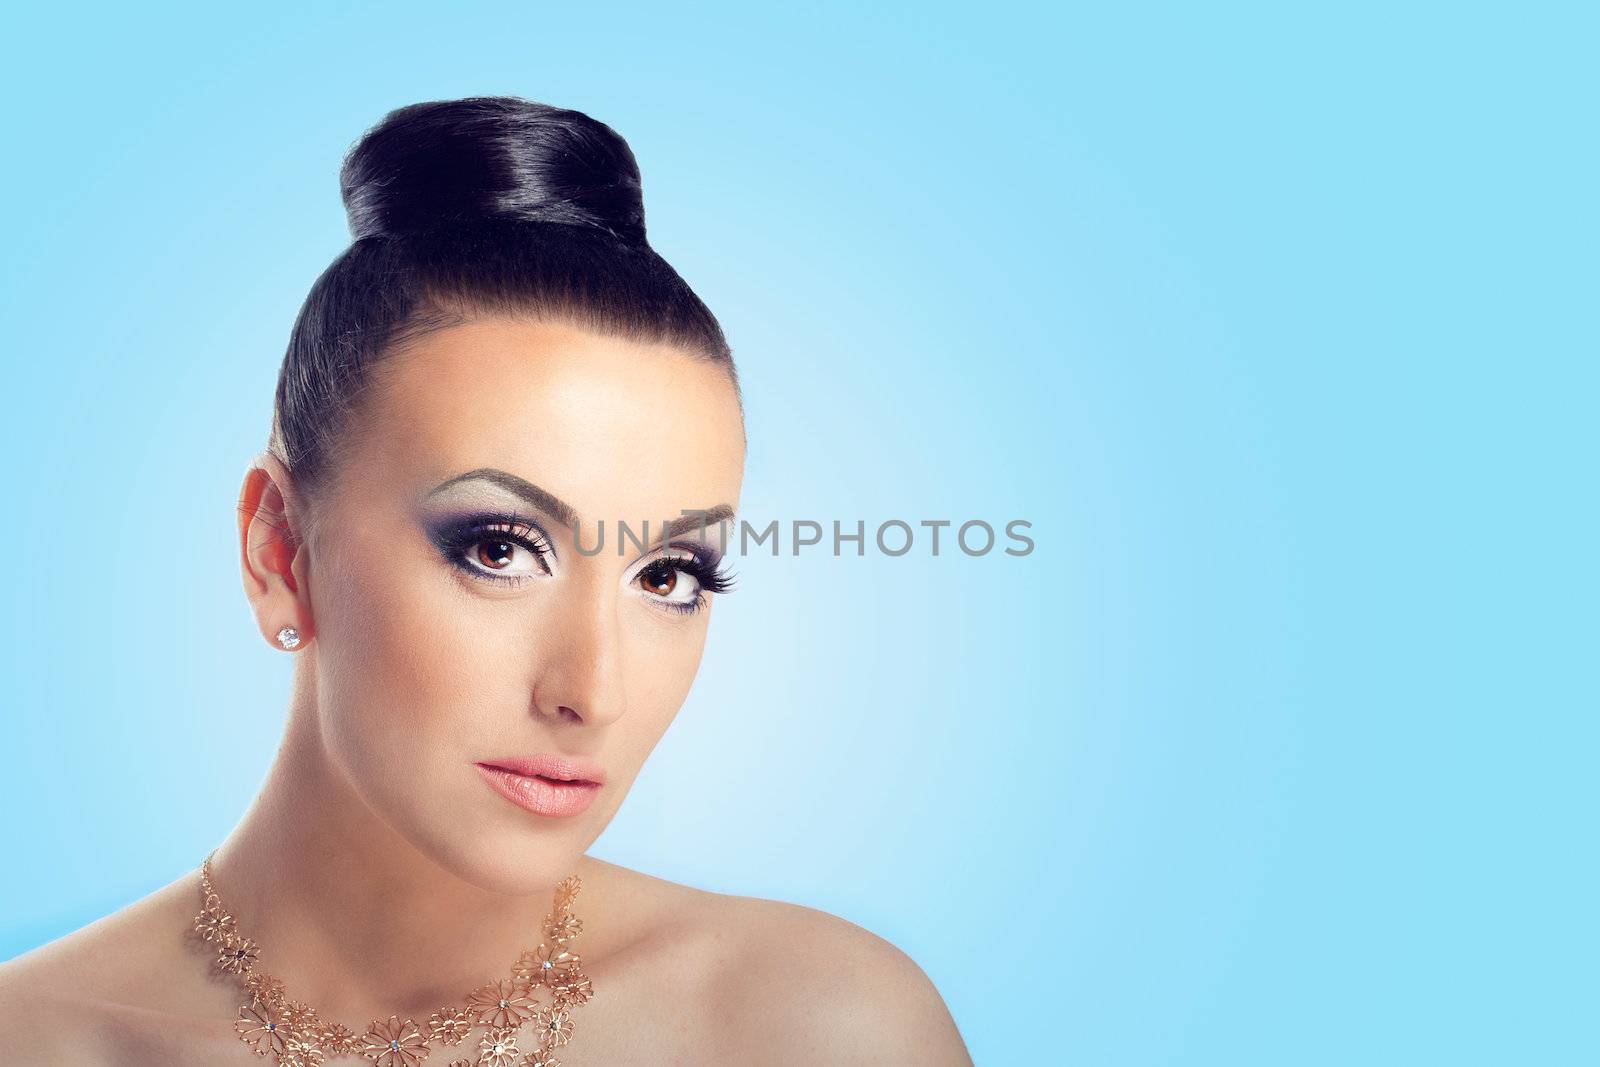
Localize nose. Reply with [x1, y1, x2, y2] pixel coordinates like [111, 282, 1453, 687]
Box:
[531, 583, 628, 728]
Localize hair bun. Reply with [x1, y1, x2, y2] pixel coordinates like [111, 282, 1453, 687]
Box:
[340, 96, 648, 248]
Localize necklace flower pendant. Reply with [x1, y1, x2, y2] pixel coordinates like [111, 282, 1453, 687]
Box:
[533, 1006, 574, 1051]
[427, 1006, 474, 1046]
[193, 903, 238, 945]
[361, 1014, 430, 1066]
[477, 1025, 522, 1066]
[281, 1035, 328, 1067]
[216, 934, 261, 974]
[542, 914, 582, 945]
[197, 853, 592, 1065]
[319, 1021, 364, 1055]
[551, 973, 593, 1008]
[466, 978, 539, 1029]
[235, 999, 294, 1058]
[512, 944, 580, 988]
[245, 971, 287, 1008]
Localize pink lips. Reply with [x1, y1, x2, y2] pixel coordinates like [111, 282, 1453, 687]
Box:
[475, 755, 605, 818]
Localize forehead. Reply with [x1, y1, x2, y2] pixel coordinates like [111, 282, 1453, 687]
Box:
[354, 317, 745, 522]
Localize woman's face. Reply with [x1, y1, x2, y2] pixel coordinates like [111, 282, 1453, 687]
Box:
[288, 317, 745, 891]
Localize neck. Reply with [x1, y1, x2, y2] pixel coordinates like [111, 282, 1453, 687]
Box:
[205, 677, 595, 1023]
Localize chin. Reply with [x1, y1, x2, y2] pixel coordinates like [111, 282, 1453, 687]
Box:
[412, 819, 596, 895]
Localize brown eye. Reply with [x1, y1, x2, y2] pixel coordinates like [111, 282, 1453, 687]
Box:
[476, 540, 517, 570]
[434, 519, 552, 584]
[639, 562, 678, 596]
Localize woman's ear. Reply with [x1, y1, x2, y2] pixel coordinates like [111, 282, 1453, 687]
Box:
[238, 451, 315, 651]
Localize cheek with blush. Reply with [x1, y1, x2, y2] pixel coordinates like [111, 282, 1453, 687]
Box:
[310, 525, 499, 785]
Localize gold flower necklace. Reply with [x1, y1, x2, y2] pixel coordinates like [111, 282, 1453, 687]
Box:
[192, 851, 595, 1067]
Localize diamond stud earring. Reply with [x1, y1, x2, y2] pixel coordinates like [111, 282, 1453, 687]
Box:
[276, 626, 302, 650]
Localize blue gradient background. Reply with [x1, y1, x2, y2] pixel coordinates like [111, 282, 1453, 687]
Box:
[1, 3, 1591, 1063]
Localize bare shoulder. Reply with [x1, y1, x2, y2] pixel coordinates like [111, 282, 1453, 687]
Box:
[0, 925, 121, 1064]
[695, 888, 971, 1065]
[722, 896, 970, 1064]
[0, 949, 87, 1065]
[0, 869, 201, 1065]
[577, 857, 970, 1063]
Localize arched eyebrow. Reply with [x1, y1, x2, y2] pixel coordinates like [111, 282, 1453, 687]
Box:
[425, 468, 580, 527]
[425, 468, 733, 543]
[659, 505, 736, 542]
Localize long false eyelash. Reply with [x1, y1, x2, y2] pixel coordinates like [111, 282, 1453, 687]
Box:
[640, 546, 738, 615]
[659, 545, 737, 595]
[429, 510, 555, 582]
